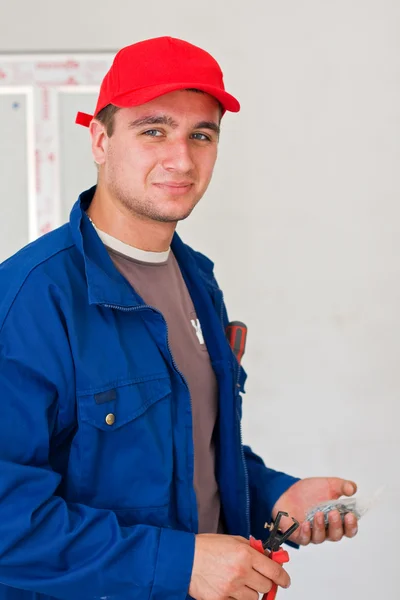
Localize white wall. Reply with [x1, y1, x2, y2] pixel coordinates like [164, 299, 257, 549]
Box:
[1, 1, 399, 598]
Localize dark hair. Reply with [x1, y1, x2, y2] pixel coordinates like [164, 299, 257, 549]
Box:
[95, 104, 121, 136]
[95, 89, 222, 137]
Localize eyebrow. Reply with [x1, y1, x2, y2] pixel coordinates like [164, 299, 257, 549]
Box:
[128, 114, 220, 136]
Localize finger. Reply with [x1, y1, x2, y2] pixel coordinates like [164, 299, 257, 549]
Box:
[240, 587, 260, 600]
[252, 553, 291, 589]
[327, 477, 357, 498]
[343, 480, 357, 496]
[298, 521, 312, 546]
[344, 512, 358, 538]
[230, 587, 259, 600]
[247, 570, 273, 595]
[327, 510, 343, 542]
[311, 512, 327, 544]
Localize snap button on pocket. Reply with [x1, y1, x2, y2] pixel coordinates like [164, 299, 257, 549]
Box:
[78, 375, 171, 431]
[105, 413, 115, 426]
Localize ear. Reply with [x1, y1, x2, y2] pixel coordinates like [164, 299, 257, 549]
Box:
[90, 119, 108, 165]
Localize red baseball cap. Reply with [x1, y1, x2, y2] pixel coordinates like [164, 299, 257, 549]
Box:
[76, 36, 240, 127]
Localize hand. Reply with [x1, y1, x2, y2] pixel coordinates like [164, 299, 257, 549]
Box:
[188, 533, 291, 600]
[272, 477, 358, 546]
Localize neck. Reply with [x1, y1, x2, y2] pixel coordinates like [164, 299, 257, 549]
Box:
[87, 185, 176, 252]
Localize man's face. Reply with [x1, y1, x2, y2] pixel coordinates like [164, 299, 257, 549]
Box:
[91, 90, 221, 223]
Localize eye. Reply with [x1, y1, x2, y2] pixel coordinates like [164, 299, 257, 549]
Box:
[143, 129, 163, 137]
[191, 132, 212, 141]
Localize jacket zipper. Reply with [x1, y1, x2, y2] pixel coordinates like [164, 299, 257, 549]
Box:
[219, 291, 250, 538]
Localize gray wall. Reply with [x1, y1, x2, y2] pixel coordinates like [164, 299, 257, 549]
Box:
[1, 1, 399, 598]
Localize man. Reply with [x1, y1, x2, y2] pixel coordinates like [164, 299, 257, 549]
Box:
[0, 37, 358, 600]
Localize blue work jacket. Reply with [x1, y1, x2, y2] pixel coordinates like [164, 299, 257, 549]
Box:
[0, 186, 298, 600]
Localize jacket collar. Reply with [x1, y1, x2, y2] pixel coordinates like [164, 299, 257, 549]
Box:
[70, 186, 231, 364]
[69, 186, 216, 308]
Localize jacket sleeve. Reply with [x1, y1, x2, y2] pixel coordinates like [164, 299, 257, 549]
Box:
[0, 277, 194, 600]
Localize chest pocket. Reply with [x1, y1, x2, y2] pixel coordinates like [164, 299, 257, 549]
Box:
[73, 373, 173, 511]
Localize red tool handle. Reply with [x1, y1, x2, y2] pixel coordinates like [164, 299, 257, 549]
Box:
[250, 537, 290, 600]
[226, 321, 247, 364]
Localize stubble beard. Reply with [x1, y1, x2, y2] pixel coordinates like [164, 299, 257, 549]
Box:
[110, 179, 198, 224]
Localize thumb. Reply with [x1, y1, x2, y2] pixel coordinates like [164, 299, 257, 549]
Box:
[327, 477, 357, 498]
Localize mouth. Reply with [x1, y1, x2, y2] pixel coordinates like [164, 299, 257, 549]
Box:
[153, 183, 194, 196]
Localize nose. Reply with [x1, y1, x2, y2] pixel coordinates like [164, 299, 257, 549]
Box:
[161, 139, 195, 174]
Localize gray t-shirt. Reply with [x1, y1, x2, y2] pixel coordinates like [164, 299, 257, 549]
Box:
[92, 225, 222, 534]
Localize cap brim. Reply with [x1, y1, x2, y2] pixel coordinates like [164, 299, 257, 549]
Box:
[113, 82, 240, 113]
[76, 82, 240, 127]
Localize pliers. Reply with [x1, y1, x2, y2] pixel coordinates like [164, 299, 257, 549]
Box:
[250, 511, 299, 600]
